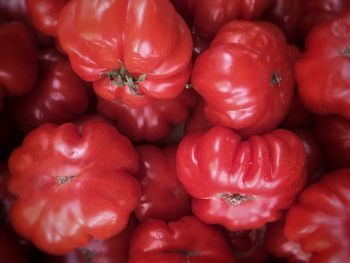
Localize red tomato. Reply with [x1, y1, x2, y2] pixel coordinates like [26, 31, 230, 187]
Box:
[8, 121, 141, 254]
[135, 145, 191, 222]
[12, 49, 90, 133]
[284, 169, 350, 262]
[171, 0, 272, 38]
[300, 0, 350, 36]
[0, 0, 28, 23]
[0, 22, 38, 103]
[57, 0, 192, 108]
[296, 11, 350, 119]
[177, 126, 306, 231]
[129, 216, 237, 263]
[313, 115, 350, 170]
[0, 229, 28, 263]
[26, 0, 69, 36]
[226, 227, 269, 263]
[97, 89, 197, 143]
[45, 216, 138, 263]
[262, 0, 305, 43]
[192, 21, 294, 137]
[265, 218, 311, 263]
[293, 130, 324, 184]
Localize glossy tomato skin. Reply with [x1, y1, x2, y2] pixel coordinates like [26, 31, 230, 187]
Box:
[171, 0, 272, 38]
[129, 216, 237, 263]
[26, 0, 69, 36]
[58, 0, 192, 108]
[12, 49, 90, 133]
[192, 21, 294, 137]
[177, 126, 306, 231]
[135, 145, 191, 222]
[313, 115, 350, 170]
[284, 169, 350, 263]
[8, 121, 141, 254]
[300, 0, 350, 36]
[45, 216, 138, 263]
[0, 22, 38, 102]
[265, 218, 311, 263]
[296, 11, 350, 120]
[97, 89, 197, 143]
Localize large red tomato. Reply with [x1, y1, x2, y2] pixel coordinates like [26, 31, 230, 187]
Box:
[135, 145, 191, 222]
[284, 169, 350, 263]
[8, 121, 141, 254]
[313, 115, 350, 170]
[58, 0, 192, 108]
[192, 21, 294, 137]
[97, 89, 197, 143]
[296, 11, 350, 120]
[129, 216, 237, 263]
[12, 49, 90, 133]
[45, 216, 138, 263]
[26, 0, 69, 36]
[0, 22, 38, 106]
[177, 126, 306, 231]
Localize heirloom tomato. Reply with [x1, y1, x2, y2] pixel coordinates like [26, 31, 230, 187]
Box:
[0, 22, 38, 105]
[285, 169, 350, 263]
[129, 216, 237, 263]
[296, 11, 350, 119]
[26, 0, 69, 36]
[135, 145, 191, 222]
[12, 49, 90, 133]
[97, 89, 197, 143]
[177, 126, 306, 231]
[192, 21, 294, 136]
[58, 0, 192, 108]
[8, 121, 141, 254]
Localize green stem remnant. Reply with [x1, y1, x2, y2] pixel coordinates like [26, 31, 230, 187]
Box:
[79, 249, 95, 263]
[103, 61, 147, 96]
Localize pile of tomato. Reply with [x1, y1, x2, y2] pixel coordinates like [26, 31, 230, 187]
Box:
[0, 0, 349, 262]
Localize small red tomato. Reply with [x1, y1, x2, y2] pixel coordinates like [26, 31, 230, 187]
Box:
[265, 217, 311, 263]
[45, 216, 138, 263]
[12, 49, 90, 133]
[177, 126, 306, 231]
[135, 145, 191, 222]
[0, 22, 38, 103]
[192, 21, 294, 137]
[296, 11, 350, 119]
[129, 216, 237, 263]
[97, 89, 197, 143]
[313, 115, 350, 170]
[26, 0, 69, 36]
[58, 0, 192, 108]
[8, 121, 141, 254]
[284, 169, 350, 262]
